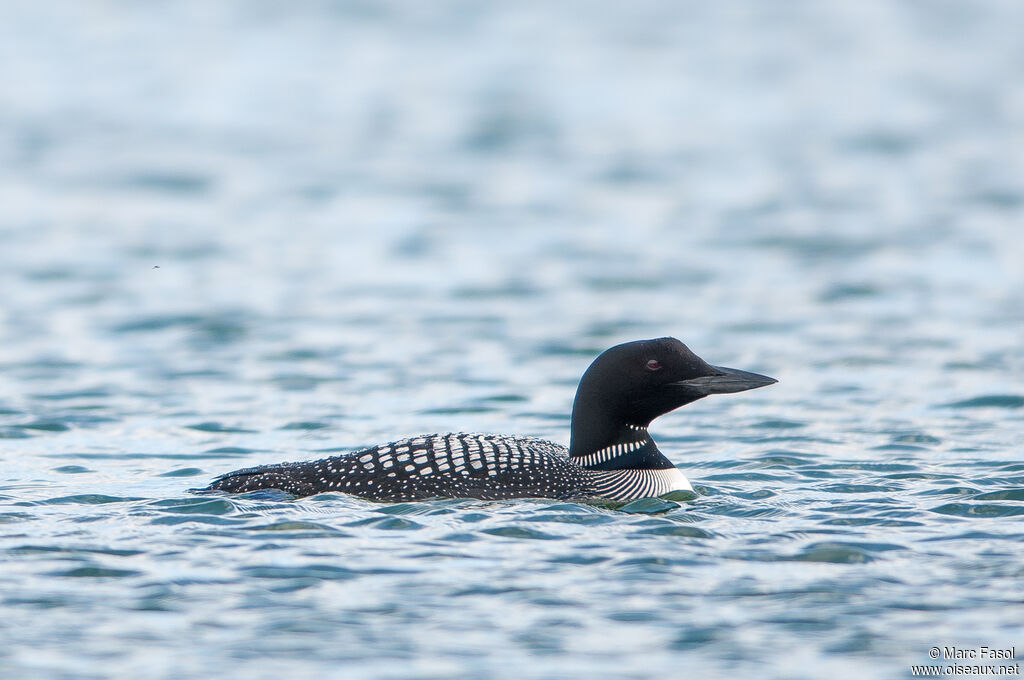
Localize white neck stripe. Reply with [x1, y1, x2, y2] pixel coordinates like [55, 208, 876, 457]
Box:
[573, 437, 648, 467]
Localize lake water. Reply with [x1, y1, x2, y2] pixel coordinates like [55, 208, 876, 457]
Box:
[1, 1, 1023, 679]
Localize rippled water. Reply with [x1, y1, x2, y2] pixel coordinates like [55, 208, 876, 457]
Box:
[2, 1, 1023, 678]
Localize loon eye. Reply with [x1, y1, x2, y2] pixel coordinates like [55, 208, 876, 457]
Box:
[646, 359, 662, 371]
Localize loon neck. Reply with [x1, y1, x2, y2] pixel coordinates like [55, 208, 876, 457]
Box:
[569, 424, 676, 471]
[568, 381, 677, 470]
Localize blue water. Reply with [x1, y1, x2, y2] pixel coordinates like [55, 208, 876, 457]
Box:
[2, 1, 1023, 678]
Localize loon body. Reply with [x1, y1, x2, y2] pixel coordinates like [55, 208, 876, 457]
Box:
[205, 337, 776, 502]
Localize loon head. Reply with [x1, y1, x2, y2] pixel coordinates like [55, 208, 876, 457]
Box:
[568, 337, 776, 457]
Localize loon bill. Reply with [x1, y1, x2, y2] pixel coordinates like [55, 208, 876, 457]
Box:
[203, 337, 776, 502]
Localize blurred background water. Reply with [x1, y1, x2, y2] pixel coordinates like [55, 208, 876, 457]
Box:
[1, 1, 1023, 678]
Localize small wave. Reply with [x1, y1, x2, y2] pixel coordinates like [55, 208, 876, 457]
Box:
[940, 395, 1024, 409]
[929, 503, 1024, 517]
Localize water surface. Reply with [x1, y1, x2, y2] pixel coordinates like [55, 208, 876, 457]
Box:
[2, 1, 1023, 679]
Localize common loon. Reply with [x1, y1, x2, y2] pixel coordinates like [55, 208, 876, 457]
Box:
[204, 337, 775, 502]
